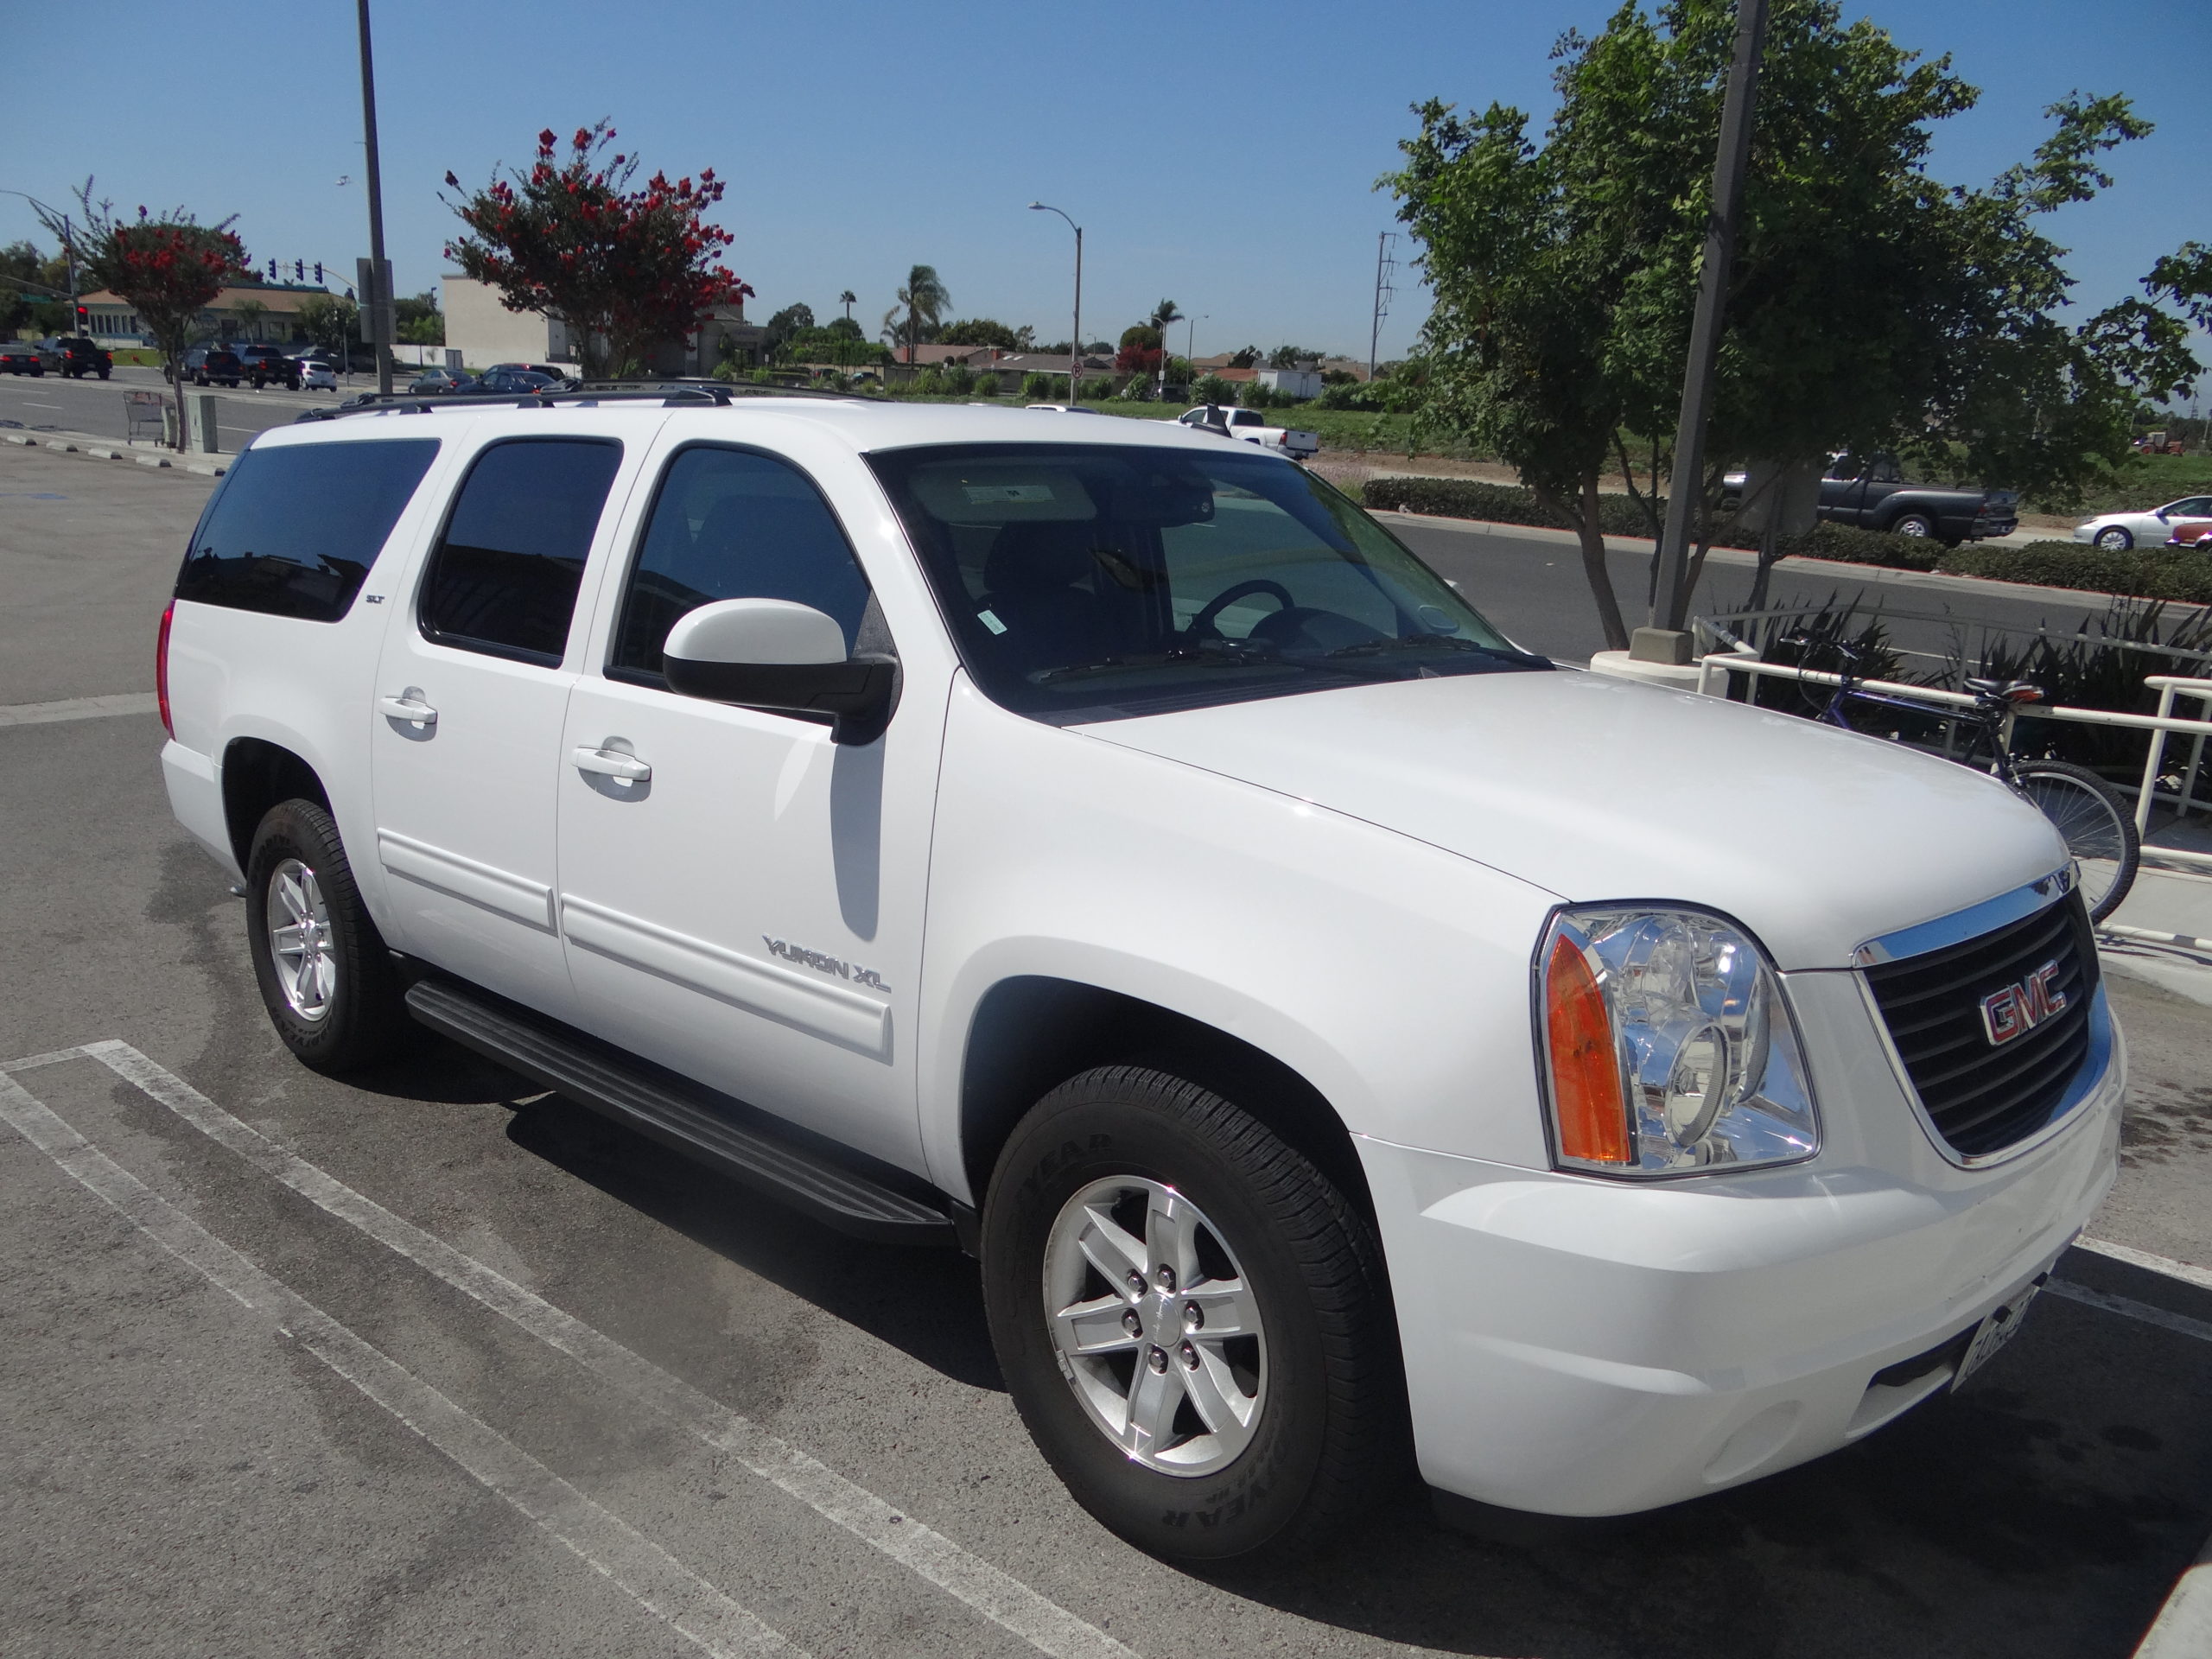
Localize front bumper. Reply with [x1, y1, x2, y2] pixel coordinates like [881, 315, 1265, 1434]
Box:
[1357, 973, 2124, 1516]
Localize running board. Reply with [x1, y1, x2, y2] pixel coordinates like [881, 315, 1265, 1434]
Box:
[404, 976, 956, 1246]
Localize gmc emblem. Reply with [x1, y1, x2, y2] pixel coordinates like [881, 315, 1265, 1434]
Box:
[1979, 961, 2067, 1046]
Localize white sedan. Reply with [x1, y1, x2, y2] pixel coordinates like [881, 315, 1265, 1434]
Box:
[2074, 493, 2212, 550]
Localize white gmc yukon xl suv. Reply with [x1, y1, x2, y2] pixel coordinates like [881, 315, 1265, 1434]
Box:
[158, 391, 2123, 1563]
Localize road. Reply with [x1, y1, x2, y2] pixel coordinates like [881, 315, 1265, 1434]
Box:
[3, 440, 2210, 1658]
[0, 362, 352, 450]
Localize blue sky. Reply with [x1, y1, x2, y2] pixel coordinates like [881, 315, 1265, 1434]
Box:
[8, 0, 2207, 368]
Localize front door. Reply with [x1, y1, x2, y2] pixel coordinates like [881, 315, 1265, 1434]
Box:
[554, 440, 941, 1173]
[371, 429, 635, 1021]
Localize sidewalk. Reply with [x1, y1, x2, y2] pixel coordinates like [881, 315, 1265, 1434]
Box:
[0, 426, 226, 477]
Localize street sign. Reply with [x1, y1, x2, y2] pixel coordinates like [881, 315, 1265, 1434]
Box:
[356, 257, 397, 346]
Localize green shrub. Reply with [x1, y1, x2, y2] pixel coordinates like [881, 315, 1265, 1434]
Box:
[1357, 474, 1658, 531]
[1192, 374, 1235, 405]
[971, 373, 999, 397]
[1240, 380, 1275, 410]
[942, 365, 974, 395]
[1764, 520, 1946, 572]
[1021, 372, 1055, 401]
[1079, 376, 1115, 401]
[1937, 540, 2212, 601]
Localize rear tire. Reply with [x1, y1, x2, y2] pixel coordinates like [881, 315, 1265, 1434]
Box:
[1891, 512, 1936, 538]
[244, 799, 412, 1072]
[982, 1065, 1398, 1564]
[2008, 760, 2140, 923]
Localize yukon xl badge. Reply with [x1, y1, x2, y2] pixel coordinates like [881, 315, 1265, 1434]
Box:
[1979, 961, 2065, 1046]
[764, 937, 889, 992]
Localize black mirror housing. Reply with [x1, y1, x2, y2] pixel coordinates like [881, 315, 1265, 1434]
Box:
[663, 652, 899, 746]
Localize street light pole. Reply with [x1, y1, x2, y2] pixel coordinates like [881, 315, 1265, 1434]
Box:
[1645, 0, 1769, 653]
[1030, 202, 1081, 402]
[355, 0, 393, 397]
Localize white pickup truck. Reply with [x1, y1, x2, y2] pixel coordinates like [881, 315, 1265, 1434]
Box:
[1178, 403, 1320, 461]
[159, 391, 2120, 1565]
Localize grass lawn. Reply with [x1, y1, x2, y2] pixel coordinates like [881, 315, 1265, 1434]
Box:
[2039, 452, 2212, 516]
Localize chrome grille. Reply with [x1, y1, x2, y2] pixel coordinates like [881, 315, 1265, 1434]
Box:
[1864, 892, 2098, 1158]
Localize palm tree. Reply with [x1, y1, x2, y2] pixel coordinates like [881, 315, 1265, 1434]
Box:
[839, 289, 856, 322]
[1149, 298, 1181, 334]
[887, 264, 949, 363]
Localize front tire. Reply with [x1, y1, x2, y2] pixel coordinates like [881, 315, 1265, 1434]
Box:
[244, 798, 410, 1072]
[982, 1066, 1397, 1564]
[2094, 526, 2133, 550]
[2008, 760, 2140, 923]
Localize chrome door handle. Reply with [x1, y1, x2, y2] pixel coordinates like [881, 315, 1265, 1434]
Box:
[378, 692, 437, 727]
[572, 745, 652, 783]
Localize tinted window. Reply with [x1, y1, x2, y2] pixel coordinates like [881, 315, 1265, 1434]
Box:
[174, 437, 440, 621]
[611, 445, 872, 678]
[419, 437, 623, 664]
[869, 442, 1544, 724]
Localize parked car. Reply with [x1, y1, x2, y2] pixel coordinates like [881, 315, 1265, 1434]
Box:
[301, 359, 340, 392]
[58, 337, 112, 379]
[2073, 495, 2212, 551]
[1023, 403, 1102, 414]
[1177, 403, 1321, 461]
[186, 346, 245, 387]
[486, 361, 575, 385]
[237, 344, 300, 390]
[407, 367, 475, 394]
[2162, 515, 2212, 549]
[473, 368, 556, 394]
[159, 402, 2122, 1565]
[0, 340, 48, 376]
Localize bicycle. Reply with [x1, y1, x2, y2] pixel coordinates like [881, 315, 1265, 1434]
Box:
[1777, 635, 2141, 923]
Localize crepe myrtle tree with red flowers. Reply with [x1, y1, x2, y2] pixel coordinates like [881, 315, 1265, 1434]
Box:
[442, 123, 752, 380]
[41, 182, 247, 448]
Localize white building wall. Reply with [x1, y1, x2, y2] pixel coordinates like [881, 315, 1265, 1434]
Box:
[442, 276, 570, 369]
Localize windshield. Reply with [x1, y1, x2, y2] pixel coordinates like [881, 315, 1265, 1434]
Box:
[868, 442, 1547, 723]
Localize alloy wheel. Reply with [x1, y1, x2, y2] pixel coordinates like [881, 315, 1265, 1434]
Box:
[265, 857, 337, 1022]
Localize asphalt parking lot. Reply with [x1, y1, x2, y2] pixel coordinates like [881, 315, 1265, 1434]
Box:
[4, 440, 2210, 1658]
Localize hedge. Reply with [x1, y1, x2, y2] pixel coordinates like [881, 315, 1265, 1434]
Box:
[1936, 540, 2212, 602]
[1759, 520, 1945, 572]
[1357, 475, 1661, 537]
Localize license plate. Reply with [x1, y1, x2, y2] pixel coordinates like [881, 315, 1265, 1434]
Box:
[1952, 1274, 2048, 1391]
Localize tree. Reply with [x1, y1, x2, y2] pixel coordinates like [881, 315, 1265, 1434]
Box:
[296, 292, 359, 362]
[230, 297, 267, 340]
[41, 184, 246, 449]
[1266, 344, 1316, 369]
[880, 264, 950, 361]
[1387, 0, 2200, 651]
[938, 317, 1021, 350]
[442, 123, 747, 379]
[1227, 345, 1260, 369]
[763, 302, 815, 358]
[838, 289, 856, 322]
[395, 289, 443, 346]
[0, 241, 47, 333]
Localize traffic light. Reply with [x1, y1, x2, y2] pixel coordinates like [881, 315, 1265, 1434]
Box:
[75, 304, 88, 330]
[268, 257, 278, 280]
[314, 262, 323, 283]
[295, 259, 303, 281]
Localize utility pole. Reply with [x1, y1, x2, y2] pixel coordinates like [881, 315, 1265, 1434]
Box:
[355, 0, 393, 396]
[1369, 232, 1396, 382]
[1642, 0, 1768, 658]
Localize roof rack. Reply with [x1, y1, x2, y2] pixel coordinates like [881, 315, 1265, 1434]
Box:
[294, 377, 862, 423]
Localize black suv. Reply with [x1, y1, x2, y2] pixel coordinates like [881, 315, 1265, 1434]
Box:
[237, 344, 300, 390]
[59, 337, 112, 380]
[187, 346, 244, 387]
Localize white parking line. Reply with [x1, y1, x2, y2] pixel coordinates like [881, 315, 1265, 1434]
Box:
[0, 693, 160, 728]
[0, 1067, 801, 1659]
[2073, 1235, 2212, 1295]
[12, 1041, 1138, 1659]
[2045, 1280, 2212, 1345]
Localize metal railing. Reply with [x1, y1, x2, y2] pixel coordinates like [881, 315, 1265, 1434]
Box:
[1690, 641, 2212, 877]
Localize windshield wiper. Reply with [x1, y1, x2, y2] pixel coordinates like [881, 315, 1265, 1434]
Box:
[1325, 635, 1536, 663]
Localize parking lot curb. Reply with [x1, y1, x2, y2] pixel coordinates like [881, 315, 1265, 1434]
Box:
[2134, 1531, 2212, 1657]
[42, 439, 77, 454]
[133, 454, 170, 469]
[1, 433, 31, 447]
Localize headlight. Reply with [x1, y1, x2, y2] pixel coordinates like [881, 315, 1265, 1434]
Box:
[1536, 906, 1819, 1177]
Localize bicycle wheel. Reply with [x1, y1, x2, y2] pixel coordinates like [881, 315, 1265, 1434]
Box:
[2008, 761, 2141, 924]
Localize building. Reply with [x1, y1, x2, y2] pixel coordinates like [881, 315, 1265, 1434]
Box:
[1257, 365, 1323, 400]
[78, 279, 334, 346]
[442, 276, 763, 376]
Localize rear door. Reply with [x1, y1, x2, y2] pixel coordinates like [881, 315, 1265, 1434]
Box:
[370, 421, 646, 1021]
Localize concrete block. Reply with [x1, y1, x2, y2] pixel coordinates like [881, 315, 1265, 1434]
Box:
[43, 439, 78, 454]
[135, 454, 171, 469]
[86, 448, 123, 460]
[3, 432, 34, 445]
[182, 461, 226, 477]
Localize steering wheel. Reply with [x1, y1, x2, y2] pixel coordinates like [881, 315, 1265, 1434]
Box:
[1189, 579, 1295, 639]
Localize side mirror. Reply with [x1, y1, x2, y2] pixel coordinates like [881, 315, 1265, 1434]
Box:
[663, 598, 897, 746]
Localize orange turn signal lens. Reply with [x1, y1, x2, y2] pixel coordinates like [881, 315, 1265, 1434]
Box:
[1544, 932, 1632, 1166]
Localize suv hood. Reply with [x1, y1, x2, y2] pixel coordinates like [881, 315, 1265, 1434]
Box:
[1078, 670, 2065, 969]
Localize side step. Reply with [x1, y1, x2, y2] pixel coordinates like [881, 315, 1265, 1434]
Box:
[404, 976, 957, 1246]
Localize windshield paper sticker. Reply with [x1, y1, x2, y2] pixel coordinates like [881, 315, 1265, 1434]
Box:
[963, 483, 1055, 504]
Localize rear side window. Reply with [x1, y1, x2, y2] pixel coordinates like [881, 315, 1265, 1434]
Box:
[610, 445, 872, 679]
[418, 437, 624, 665]
[174, 438, 440, 621]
